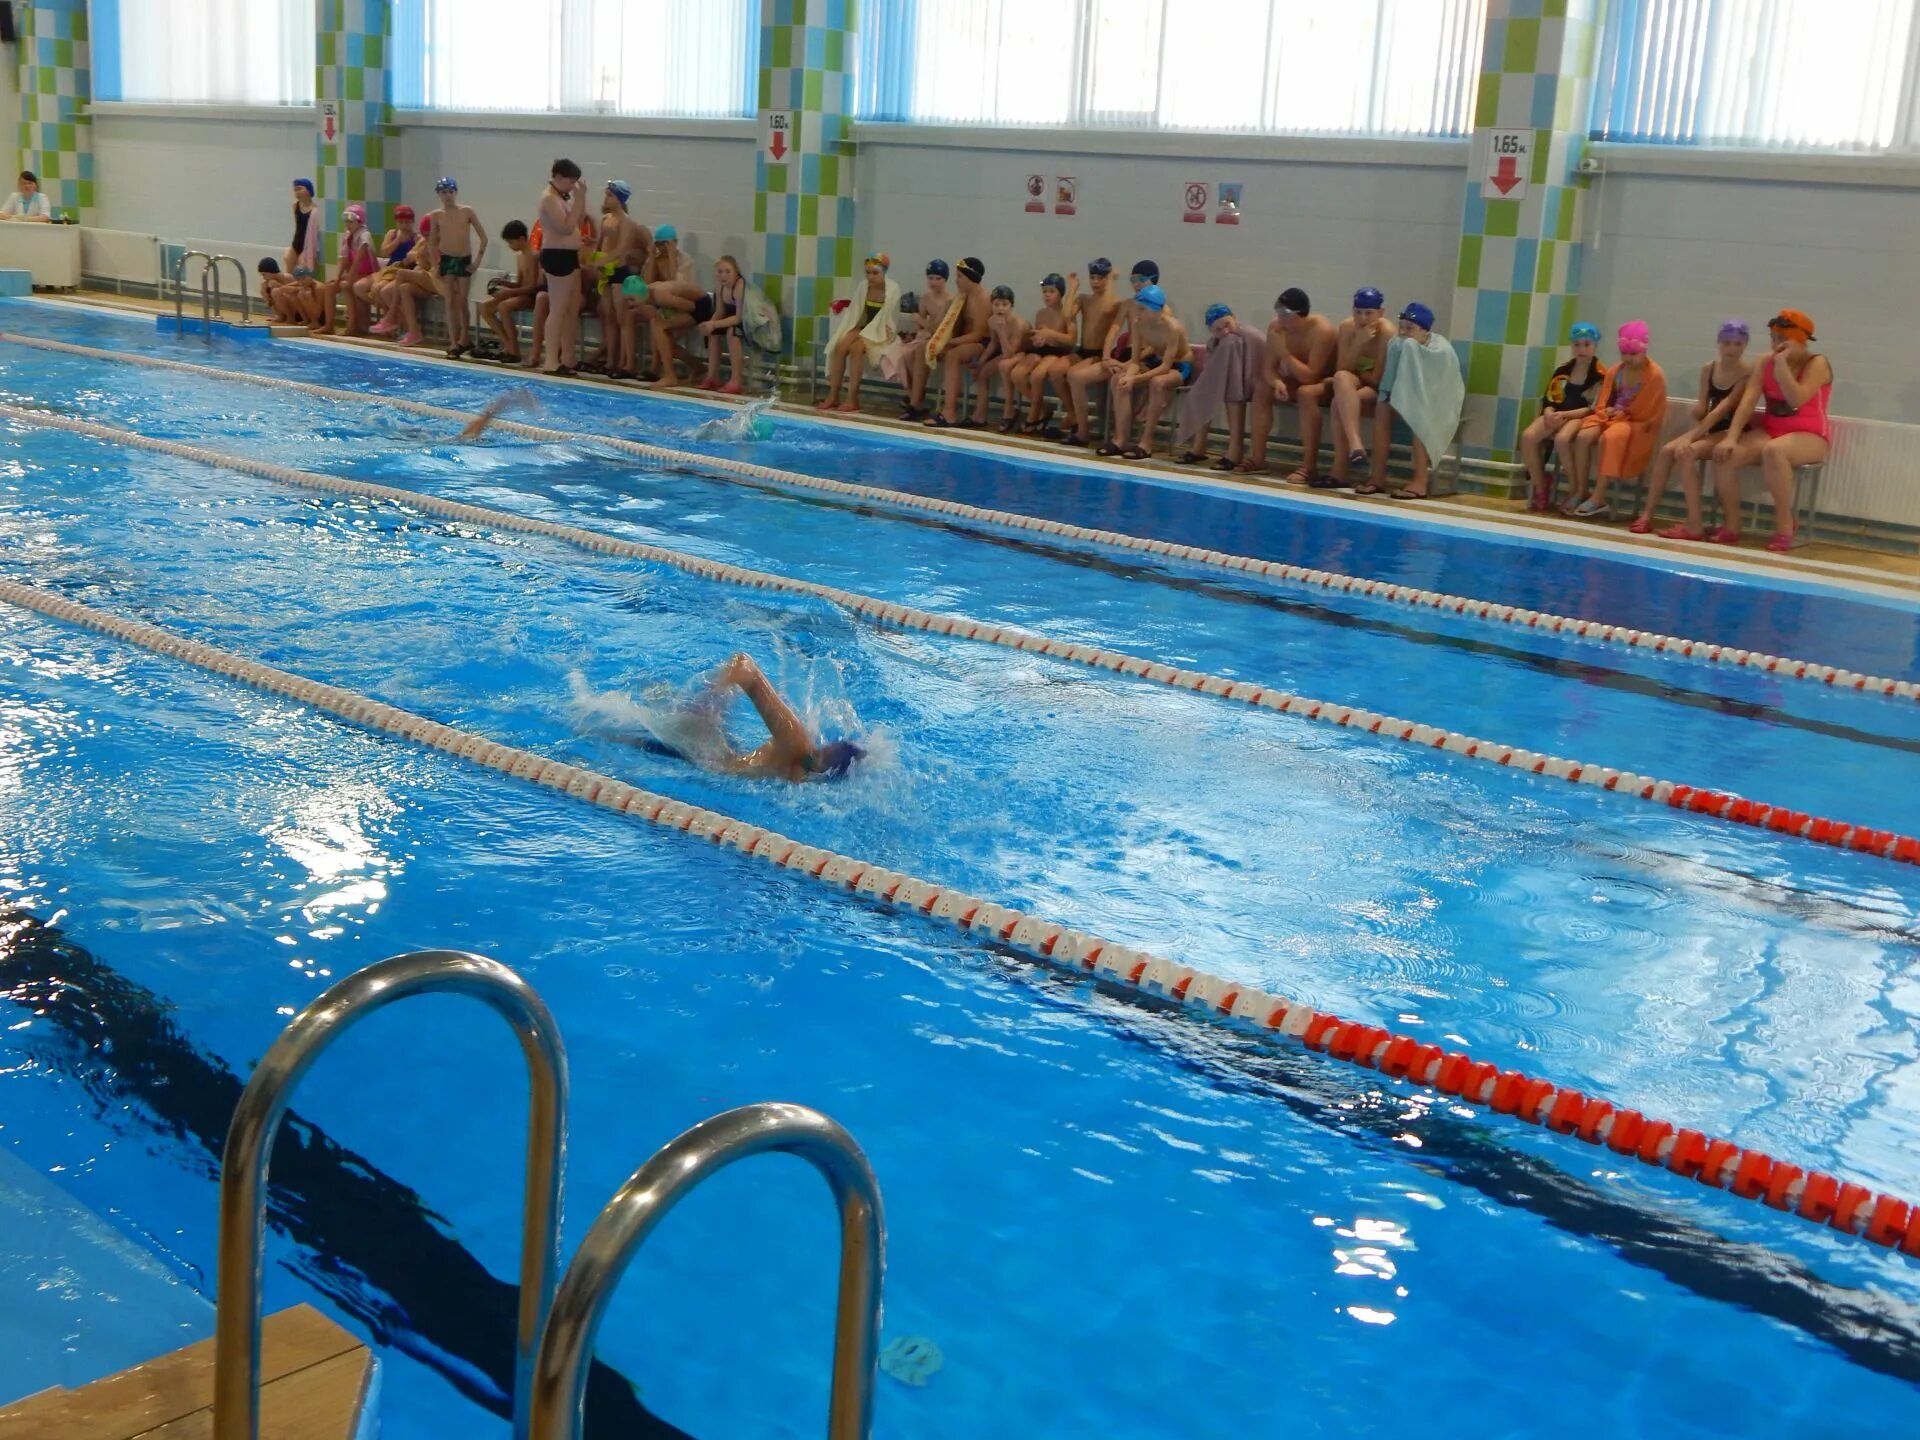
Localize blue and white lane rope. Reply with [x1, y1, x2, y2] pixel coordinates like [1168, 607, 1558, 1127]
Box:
[3, 329, 1915, 704]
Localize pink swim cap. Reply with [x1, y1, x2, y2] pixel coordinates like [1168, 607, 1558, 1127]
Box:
[1617, 320, 1650, 355]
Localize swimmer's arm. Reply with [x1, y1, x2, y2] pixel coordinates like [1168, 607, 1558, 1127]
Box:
[715, 655, 814, 768]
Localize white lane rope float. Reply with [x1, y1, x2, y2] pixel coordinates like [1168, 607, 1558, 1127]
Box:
[1, 575, 1914, 1257]
[5, 329, 1916, 705]
[5, 402, 1919, 873]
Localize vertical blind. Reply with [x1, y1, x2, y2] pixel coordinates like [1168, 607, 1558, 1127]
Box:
[1592, 0, 1920, 150]
[857, 0, 1487, 137]
[95, 0, 315, 106]
[391, 0, 757, 117]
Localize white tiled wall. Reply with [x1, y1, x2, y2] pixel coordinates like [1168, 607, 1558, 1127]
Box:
[854, 137, 1466, 335]
[1581, 170, 1920, 423]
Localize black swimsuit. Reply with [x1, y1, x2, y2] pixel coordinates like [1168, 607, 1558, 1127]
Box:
[539, 248, 580, 278]
[1704, 372, 1740, 432]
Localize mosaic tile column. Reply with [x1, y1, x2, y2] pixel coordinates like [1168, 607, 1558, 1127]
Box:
[1451, 0, 1604, 463]
[16, 1, 93, 220]
[316, 0, 402, 238]
[755, 0, 858, 363]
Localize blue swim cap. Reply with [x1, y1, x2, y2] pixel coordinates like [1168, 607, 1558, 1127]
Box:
[654, 223, 677, 242]
[435, 176, 458, 192]
[1088, 257, 1113, 276]
[293, 178, 314, 195]
[1398, 301, 1435, 331]
[1569, 322, 1602, 343]
[1204, 303, 1232, 327]
[1041, 272, 1066, 293]
[813, 740, 865, 779]
[1136, 284, 1166, 312]
[926, 258, 950, 278]
[1354, 287, 1385, 310]
[606, 179, 632, 204]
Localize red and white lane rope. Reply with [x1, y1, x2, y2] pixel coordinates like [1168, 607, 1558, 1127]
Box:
[7, 402, 1920, 873]
[1, 575, 1914, 1258]
[5, 328, 1916, 705]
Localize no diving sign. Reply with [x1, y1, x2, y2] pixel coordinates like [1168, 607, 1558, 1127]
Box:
[1182, 181, 1209, 224]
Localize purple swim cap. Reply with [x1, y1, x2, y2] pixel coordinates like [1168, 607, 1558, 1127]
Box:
[1718, 318, 1750, 343]
[813, 740, 865, 779]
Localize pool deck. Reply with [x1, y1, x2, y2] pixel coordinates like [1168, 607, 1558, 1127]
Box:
[39, 289, 1920, 605]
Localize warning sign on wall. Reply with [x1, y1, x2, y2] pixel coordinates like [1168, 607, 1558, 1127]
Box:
[1182, 180, 1209, 224]
[1024, 173, 1046, 214]
[1054, 176, 1077, 216]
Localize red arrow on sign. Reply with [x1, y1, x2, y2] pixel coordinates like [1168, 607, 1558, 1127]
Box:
[324, 116, 336, 141]
[769, 129, 787, 160]
[1490, 154, 1522, 195]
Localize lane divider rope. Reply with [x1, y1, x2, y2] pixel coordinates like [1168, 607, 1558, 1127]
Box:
[7, 401, 1920, 874]
[2, 575, 1914, 1258]
[5, 328, 1916, 706]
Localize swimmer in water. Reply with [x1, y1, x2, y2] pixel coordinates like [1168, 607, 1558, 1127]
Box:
[648, 653, 863, 781]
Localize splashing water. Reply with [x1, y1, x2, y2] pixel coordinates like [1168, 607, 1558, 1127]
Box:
[690, 394, 776, 444]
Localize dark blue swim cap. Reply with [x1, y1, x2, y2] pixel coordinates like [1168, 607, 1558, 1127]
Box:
[1088, 257, 1113, 276]
[926, 258, 950, 278]
[814, 740, 865, 778]
[1131, 259, 1159, 282]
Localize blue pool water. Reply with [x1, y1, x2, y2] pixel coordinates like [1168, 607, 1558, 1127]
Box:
[1, 302, 1918, 1437]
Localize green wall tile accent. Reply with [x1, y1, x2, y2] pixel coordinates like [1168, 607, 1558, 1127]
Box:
[17, 3, 93, 221]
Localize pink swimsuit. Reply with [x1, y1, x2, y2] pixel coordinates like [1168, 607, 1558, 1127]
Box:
[1759, 353, 1831, 440]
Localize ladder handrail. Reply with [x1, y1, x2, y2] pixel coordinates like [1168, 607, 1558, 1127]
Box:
[209, 253, 250, 324]
[528, 1103, 884, 1440]
[172, 249, 212, 334]
[213, 949, 569, 1440]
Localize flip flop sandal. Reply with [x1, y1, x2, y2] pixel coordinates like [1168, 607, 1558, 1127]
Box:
[1281, 468, 1316, 485]
[1120, 445, 1150, 460]
[1096, 442, 1123, 457]
[957, 419, 985, 430]
[924, 416, 955, 429]
[1626, 516, 1652, 534]
[1059, 434, 1089, 448]
[1390, 488, 1431, 501]
[1000, 417, 1024, 433]
[1656, 525, 1706, 541]
[1212, 458, 1238, 472]
[1308, 476, 1346, 490]
[1176, 451, 1207, 465]
[1346, 449, 1367, 470]
[1766, 532, 1798, 553]
[1706, 526, 1741, 544]
[1572, 499, 1611, 518]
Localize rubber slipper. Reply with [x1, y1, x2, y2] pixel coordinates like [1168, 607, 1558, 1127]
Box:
[1211, 458, 1237, 472]
[1121, 446, 1150, 460]
[1706, 526, 1741, 544]
[1390, 488, 1431, 501]
[1096, 443, 1123, 457]
[1656, 525, 1706, 541]
[1766, 532, 1797, 553]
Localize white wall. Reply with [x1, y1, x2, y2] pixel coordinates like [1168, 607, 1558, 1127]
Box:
[1582, 156, 1920, 423]
[855, 127, 1467, 331]
[90, 108, 312, 245]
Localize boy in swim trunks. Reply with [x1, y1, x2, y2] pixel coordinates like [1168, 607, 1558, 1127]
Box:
[970, 285, 1032, 430]
[592, 181, 649, 377]
[633, 224, 702, 383]
[480, 220, 541, 363]
[1248, 287, 1337, 474]
[1018, 273, 1075, 435]
[1101, 284, 1191, 460]
[535, 158, 588, 375]
[1063, 257, 1122, 447]
[427, 177, 487, 359]
[899, 259, 952, 421]
[927, 257, 991, 428]
[1294, 287, 1392, 487]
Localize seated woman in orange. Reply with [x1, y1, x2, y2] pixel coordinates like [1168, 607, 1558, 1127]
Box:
[1564, 320, 1665, 520]
[1674, 309, 1832, 552]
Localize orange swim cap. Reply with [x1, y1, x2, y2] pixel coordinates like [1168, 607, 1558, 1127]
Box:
[1767, 308, 1816, 344]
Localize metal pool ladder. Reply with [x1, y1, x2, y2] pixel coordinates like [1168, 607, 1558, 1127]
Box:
[212, 949, 885, 1440]
[172, 249, 250, 336]
[212, 949, 568, 1440]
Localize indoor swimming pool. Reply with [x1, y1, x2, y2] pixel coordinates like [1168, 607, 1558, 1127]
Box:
[2, 301, 1918, 1437]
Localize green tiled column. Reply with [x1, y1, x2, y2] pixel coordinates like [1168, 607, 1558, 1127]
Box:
[1451, 0, 1604, 462]
[16, 1, 93, 220]
[317, 0, 402, 238]
[755, 0, 858, 363]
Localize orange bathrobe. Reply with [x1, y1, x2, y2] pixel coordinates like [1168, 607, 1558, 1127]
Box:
[1580, 358, 1667, 480]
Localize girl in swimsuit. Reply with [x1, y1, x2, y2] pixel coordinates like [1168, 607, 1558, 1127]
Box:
[1683, 308, 1832, 551]
[820, 254, 898, 412]
[1632, 320, 1753, 534]
[363, 205, 419, 335]
[1521, 322, 1606, 511]
[694, 255, 750, 393]
[312, 203, 376, 337]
